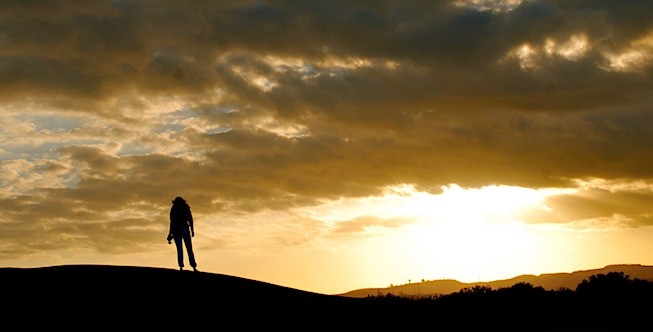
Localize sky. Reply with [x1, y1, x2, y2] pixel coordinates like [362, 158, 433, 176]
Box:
[2, 0, 653, 295]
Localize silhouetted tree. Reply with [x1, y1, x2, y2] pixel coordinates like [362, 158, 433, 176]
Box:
[576, 271, 631, 294]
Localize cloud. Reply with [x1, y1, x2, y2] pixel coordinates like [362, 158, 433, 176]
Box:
[2, 0, 653, 258]
[520, 179, 653, 228]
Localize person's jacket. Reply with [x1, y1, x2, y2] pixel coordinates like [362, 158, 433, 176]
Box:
[169, 202, 193, 235]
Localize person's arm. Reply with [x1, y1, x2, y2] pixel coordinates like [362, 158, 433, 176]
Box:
[188, 206, 194, 237]
[168, 208, 174, 235]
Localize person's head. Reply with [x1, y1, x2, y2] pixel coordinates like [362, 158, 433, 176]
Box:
[172, 196, 186, 204]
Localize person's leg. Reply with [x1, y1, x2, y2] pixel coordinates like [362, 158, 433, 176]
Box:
[173, 234, 184, 269]
[182, 228, 197, 270]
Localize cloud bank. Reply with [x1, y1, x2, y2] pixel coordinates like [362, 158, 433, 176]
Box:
[1, 0, 653, 261]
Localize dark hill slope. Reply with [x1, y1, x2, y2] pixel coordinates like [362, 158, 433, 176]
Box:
[3, 265, 367, 328]
[4, 264, 653, 331]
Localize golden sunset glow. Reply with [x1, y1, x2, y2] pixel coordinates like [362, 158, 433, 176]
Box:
[2, 1, 653, 295]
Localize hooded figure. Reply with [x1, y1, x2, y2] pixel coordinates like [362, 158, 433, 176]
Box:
[168, 196, 198, 272]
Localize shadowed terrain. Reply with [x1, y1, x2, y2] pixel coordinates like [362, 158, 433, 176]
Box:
[4, 264, 653, 331]
[341, 264, 653, 298]
[4, 264, 366, 329]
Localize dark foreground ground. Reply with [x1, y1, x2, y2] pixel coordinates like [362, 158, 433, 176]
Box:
[3, 265, 652, 331]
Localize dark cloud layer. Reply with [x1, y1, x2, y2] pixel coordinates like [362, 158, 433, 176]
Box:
[2, 0, 653, 258]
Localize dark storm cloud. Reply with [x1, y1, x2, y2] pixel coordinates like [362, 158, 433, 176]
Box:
[2, 0, 652, 102]
[2, 0, 653, 251]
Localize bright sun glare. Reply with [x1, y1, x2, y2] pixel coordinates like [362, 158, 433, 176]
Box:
[311, 183, 577, 284]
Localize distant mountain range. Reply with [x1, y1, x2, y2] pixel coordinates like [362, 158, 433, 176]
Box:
[339, 264, 653, 298]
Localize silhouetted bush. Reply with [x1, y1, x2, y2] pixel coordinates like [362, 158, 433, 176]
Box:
[361, 272, 653, 330]
[576, 271, 653, 296]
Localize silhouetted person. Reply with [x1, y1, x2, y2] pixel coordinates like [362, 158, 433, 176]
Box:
[168, 196, 198, 272]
